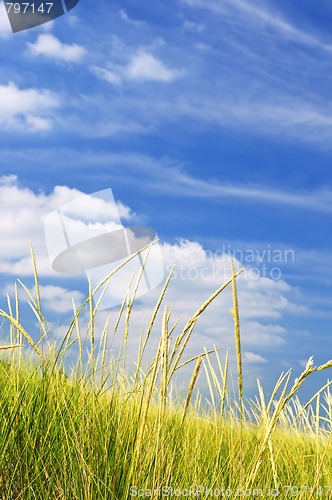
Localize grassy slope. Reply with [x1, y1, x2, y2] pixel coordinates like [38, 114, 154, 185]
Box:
[0, 248, 332, 499]
[0, 361, 331, 499]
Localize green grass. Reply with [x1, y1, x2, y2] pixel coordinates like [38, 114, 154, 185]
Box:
[0, 244, 332, 499]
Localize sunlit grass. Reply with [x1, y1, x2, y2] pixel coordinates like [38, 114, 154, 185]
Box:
[0, 244, 332, 499]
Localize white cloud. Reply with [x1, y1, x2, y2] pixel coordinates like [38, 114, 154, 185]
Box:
[0, 176, 136, 276]
[36, 285, 84, 313]
[92, 49, 183, 86]
[27, 34, 86, 62]
[0, 177, 298, 337]
[0, 82, 59, 132]
[25, 115, 53, 131]
[244, 352, 268, 364]
[126, 51, 182, 82]
[3, 283, 84, 314]
[159, 238, 296, 328]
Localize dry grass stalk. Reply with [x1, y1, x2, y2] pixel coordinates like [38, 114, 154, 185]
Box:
[0, 310, 44, 361]
[181, 356, 203, 424]
[0, 344, 24, 350]
[170, 269, 243, 367]
[231, 260, 242, 403]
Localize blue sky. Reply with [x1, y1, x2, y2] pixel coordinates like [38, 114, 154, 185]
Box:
[0, 0, 332, 401]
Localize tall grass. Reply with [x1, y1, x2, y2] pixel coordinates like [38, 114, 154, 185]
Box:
[0, 247, 332, 499]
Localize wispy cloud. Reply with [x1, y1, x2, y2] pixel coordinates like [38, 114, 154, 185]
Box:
[58, 150, 332, 214]
[1, 0, 331, 147]
[86, 56, 332, 144]
[51, 68, 332, 144]
[160, 0, 332, 146]
[151, 164, 332, 214]
[118, 9, 145, 27]
[1, 4, 328, 146]
[183, 0, 332, 53]
[175, 93, 332, 146]
[3, 148, 332, 214]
